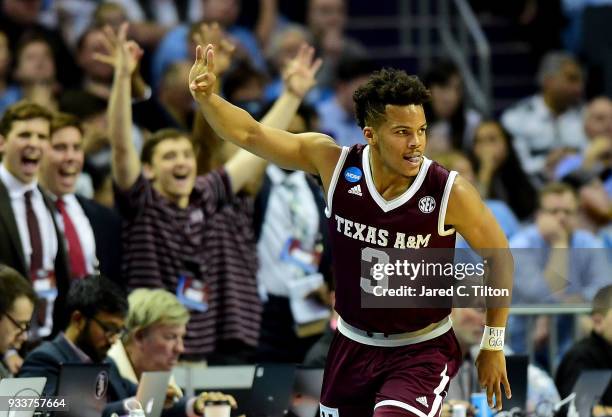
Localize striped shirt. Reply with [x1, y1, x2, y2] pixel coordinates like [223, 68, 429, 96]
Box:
[115, 170, 238, 358]
[203, 194, 262, 351]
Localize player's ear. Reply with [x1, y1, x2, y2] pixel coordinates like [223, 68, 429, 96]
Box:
[363, 127, 376, 145]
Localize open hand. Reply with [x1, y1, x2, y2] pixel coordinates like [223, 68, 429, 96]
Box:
[283, 43, 323, 99]
[92, 22, 143, 76]
[475, 349, 511, 410]
[189, 44, 217, 101]
[192, 22, 236, 76]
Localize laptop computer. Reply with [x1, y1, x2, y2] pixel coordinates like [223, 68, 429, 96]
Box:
[572, 369, 612, 417]
[0, 377, 47, 417]
[503, 355, 528, 412]
[289, 368, 324, 417]
[247, 364, 297, 417]
[136, 371, 171, 417]
[57, 363, 111, 417]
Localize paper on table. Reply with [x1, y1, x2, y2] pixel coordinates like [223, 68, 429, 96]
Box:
[287, 273, 331, 324]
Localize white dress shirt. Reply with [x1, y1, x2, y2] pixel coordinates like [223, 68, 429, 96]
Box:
[257, 166, 321, 297]
[0, 164, 58, 272]
[51, 193, 98, 275]
[501, 94, 588, 176]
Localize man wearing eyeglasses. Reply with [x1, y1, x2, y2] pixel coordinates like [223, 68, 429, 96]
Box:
[507, 182, 609, 365]
[0, 265, 37, 378]
[17, 275, 135, 416]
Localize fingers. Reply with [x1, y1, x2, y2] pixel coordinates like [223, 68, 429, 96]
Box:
[494, 381, 503, 411]
[502, 372, 512, 400]
[92, 52, 115, 66]
[311, 57, 323, 75]
[118, 21, 129, 42]
[226, 394, 237, 408]
[194, 44, 204, 65]
[99, 28, 115, 56]
[205, 44, 215, 73]
[485, 384, 494, 410]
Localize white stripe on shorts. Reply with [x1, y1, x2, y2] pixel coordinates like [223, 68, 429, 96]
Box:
[374, 364, 449, 417]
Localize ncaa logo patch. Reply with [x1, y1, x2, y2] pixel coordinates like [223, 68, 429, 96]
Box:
[344, 167, 362, 183]
[418, 196, 436, 213]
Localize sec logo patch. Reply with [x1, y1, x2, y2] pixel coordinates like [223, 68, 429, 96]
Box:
[418, 196, 436, 213]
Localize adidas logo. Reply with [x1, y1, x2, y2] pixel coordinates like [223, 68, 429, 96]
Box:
[348, 184, 362, 196]
[416, 396, 428, 407]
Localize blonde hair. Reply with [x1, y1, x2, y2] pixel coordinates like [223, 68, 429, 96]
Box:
[124, 289, 189, 343]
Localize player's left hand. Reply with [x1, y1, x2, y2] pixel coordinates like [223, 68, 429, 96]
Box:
[189, 44, 217, 101]
[475, 349, 511, 410]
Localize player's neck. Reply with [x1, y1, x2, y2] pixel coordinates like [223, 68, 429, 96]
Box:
[369, 150, 416, 200]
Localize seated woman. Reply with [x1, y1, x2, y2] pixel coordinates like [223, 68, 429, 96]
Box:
[108, 288, 236, 415]
[469, 120, 538, 221]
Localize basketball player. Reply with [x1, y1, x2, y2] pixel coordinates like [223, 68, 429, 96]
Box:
[189, 44, 513, 417]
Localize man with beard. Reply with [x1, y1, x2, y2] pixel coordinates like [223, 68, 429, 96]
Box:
[17, 275, 134, 416]
[0, 101, 71, 338]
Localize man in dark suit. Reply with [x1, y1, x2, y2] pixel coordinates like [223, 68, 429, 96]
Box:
[38, 112, 122, 284]
[18, 275, 134, 417]
[0, 101, 71, 337]
[19, 275, 218, 417]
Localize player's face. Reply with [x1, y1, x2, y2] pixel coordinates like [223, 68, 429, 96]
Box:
[40, 127, 84, 197]
[147, 137, 197, 207]
[0, 296, 34, 354]
[134, 323, 186, 371]
[0, 118, 50, 184]
[367, 104, 427, 178]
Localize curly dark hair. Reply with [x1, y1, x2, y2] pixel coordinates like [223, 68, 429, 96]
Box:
[353, 68, 431, 129]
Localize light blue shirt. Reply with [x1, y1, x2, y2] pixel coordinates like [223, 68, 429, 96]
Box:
[509, 225, 609, 304]
[316, 96, 365, 147]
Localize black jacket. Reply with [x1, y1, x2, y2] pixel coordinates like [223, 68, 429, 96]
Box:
[18, 335, 189, 417]
[555, 331, 612, 405]
[0, 180, 71, 335]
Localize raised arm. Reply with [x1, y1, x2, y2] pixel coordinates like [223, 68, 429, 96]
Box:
[445, 175, 514, 410]
[225, 44, 324, 193]
[189, 44, 341, 188]
[96, 23, 143, 190]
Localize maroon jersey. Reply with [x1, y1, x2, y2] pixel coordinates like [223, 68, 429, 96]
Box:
[326, 144, 457, 333]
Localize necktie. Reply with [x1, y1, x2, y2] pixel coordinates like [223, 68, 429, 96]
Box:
[24, 190, 43, 278]
[55, 198, 87, 279]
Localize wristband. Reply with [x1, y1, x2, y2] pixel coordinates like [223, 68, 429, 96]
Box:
[480, 325, 505, 351]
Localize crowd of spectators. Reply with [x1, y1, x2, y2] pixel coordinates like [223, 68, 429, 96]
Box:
[0, 0, 610, 414]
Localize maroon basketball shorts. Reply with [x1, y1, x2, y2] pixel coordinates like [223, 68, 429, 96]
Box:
[319, 321, 462, 417]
